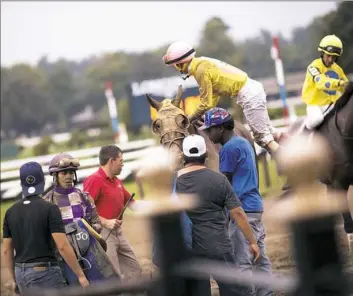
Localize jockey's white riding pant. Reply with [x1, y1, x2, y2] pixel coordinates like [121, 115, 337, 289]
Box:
[304, 104, 332, 130]
[232, 78, 277, 148]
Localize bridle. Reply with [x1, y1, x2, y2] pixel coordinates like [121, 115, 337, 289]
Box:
[160, 130, 188, 151]
[152, 113, 190, 152]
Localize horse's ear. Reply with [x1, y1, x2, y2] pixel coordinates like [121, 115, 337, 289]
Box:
[146, 94, 162, 111]
[172, 85, 183, 108]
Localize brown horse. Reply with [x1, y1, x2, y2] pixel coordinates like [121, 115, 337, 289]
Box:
[145, 85, 257, 172]
[287, 81, 353, 239]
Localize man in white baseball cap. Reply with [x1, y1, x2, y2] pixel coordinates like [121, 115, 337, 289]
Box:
[176, 134, 261, 296]
[182, 134, 207, 159]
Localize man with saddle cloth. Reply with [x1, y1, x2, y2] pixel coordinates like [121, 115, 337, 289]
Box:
[43, 153, 120, 285]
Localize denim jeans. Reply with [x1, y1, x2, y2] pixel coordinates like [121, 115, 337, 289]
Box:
[15, 262, 67, 294]
[229, 213, 274, 296]
[189, 252, 252, 296]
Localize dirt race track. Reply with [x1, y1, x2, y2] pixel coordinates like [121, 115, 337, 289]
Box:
[1, 199, 352, 296]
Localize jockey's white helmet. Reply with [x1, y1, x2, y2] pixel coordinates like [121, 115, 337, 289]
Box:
[163, 41, 196, 66]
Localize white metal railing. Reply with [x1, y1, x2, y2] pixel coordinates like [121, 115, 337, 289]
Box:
[0, 159, 143, 201]
[0, 147, 154, 182]
[0, 139, 156, 172]
[0, 139, 157, 201]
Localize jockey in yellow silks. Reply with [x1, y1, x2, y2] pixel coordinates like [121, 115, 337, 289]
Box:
[162, 41, 281, 154]
[302, 34, 348, 129]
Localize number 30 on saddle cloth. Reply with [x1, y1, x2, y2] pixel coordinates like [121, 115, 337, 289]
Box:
[63, 218, 120, 285]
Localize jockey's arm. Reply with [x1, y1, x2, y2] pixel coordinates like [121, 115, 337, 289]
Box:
[188, 73, 220, 123]
[308, 66, 347, 92]
[85, 194, 103, 233]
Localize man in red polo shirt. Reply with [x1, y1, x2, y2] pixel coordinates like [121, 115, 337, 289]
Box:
[83, 145, 142, 281]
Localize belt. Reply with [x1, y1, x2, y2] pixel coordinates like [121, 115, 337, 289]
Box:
[230, 212, 263, 224]
[15, 262, 58, 268]
[245, 212, 263, 219]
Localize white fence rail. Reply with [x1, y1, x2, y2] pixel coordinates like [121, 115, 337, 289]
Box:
[0, 139, 157, 201]
[0, 139, 156, 172]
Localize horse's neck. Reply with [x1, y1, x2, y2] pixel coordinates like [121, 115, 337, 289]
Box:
[339, 91, 353, 137]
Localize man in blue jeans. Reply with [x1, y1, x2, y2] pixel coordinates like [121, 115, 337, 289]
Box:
[200, 107, 274, 296]
[2, 162, 89, 294]
[176, 134, 261, 296]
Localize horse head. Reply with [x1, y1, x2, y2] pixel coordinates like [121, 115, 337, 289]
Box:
[146, 85, 190, 170]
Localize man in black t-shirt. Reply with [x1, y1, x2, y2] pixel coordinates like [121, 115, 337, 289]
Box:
[2, 162, 89, 294]
[176, 135, 260, 296]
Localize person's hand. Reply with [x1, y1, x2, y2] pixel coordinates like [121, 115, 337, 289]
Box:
[194, 119, 204, 128]
[4, 280, 17, 293]
[339, 79, 348, 88]
[92, 223, 102, 234]
[104, 219, 122, 230]
[78, 275, 90, 288]
[274, 131, 290, 144]
[249, 243, 261, 263]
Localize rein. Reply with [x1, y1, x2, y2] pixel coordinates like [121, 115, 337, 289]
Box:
[160, 131, 187, 151]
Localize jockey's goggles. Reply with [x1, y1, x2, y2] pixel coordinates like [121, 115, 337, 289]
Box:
[320, 45, 342, 56]
[56, 158, 80, 169]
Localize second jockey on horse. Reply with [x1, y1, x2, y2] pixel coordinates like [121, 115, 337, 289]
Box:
[302, 34, 349, 130]
[162, 41, 282, 154]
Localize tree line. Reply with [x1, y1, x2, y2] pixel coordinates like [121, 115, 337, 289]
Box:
[1, 1, 352, 138]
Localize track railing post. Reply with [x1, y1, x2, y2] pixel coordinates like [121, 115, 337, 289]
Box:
[135, 147, 199, 296]
[274, 134, 351, 296]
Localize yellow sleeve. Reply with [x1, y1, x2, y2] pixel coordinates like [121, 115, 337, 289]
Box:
[189, 72, 220, 121]
[307, 65, 342, 91]
[341, 71, 348, 82]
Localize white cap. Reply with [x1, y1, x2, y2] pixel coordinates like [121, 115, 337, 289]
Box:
[182, 135, 207, 157]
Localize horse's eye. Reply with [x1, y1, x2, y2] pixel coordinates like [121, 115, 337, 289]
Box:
[152, 119, 162, 135]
